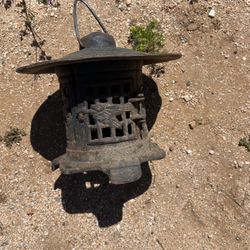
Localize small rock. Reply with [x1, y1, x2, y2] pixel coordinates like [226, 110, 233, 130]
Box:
[0, 241, 9, 247]
[0, 221, 3, 236]
[182, 94, 193, 102]
[176, 184, 180, 188]
[169, 145, 175, 152]
[27, 209, 35, 216]
[209, 150, 215, 155]
[28, 154, 34, 159]
[118, 3, 125, 11]
[85, 181, 92, 189]
[242, 56, 247, 61]
[235, 236, 241, 241]
[186, 80, 192, 87]
[93, 183, 100, 188]
[189, 121, 197, 129]
[186, 149, 192, 155]
[168, 2, 177, 9]
[62, 221, 69, 226]
[208, 9, 215, 18]
[50, 12, 55, 17]
[187, 23, 198, 31]
[180, 36, 188, 44]
[233, 160, 238, 168]
[169, 97, 174, 102]
[238, 161, 244, 168]
[207, 234, 213, 239]
[126, 0, 132, 6]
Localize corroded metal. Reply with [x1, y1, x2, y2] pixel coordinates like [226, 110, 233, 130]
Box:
[51, 59, 165, 184]
[16, 11, 181, 184]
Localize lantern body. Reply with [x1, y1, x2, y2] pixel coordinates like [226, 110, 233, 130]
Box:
[53, 60, 165, 184]
[17, 31, 181, 184]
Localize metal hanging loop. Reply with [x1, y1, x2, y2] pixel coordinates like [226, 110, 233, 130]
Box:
[73, 0, 108, 48]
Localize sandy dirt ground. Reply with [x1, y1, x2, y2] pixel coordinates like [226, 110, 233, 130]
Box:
[0, 0, 250, 249]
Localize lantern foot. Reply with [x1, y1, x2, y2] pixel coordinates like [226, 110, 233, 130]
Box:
[108, 162, 142, 185]
[51, 140, 165, 184]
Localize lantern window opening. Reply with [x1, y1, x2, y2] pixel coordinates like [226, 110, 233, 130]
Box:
[88, 114, 95, 125]
[125, 111, 130, 119]
[91, 128, 98, 140]
[116, 115, 123, 121]
[112, 97, 120, 104]
[110, 84, 121, 95]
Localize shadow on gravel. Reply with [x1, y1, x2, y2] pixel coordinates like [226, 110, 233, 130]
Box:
[54, 163, 151, 227]
[30, 75, 161, 227]
[30, 90, 66, 161]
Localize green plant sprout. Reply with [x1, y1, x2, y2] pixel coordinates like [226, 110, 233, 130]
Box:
[239, 136, 250, 152]
[129, 20, 165, 53]
[128, 20, 165, 77]
[0, 127, 26, 148]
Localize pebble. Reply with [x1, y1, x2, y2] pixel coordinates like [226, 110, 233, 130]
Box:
[126, 0, 132, 6]
[169, 145, 175, 152]
[85, 182, 92, 189]
[187, 23, 198, 31]
[186, 149, 192, 155]
[50, 12, 55, 17]
[186, 80, 192, 87]
[208, 9, 216, 18]
[118, 3, 125, 11]
[0, 241, 9, 247]
[168, 2, 177, 9]
[93, 183, 100, 188]
[169, 97, 174, 102]
[238, 161, 245, 168]
[0, 222, 3, 236]
[189, 121, 197, 129]
[235, 236, 241, 241]
[207, 234, 213, 239]
[209, 150, 215, 155]
[182, 94, 193, 102]
[26, 209, 35, 216]
[180, 36, 188, 44]
[233, 160, 245, 169]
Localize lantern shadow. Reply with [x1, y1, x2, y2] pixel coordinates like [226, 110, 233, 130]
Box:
[30, 74, 162, 227]
[54, 163, 151, 227]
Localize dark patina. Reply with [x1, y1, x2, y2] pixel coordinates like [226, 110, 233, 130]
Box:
[16, 0, 181, 184]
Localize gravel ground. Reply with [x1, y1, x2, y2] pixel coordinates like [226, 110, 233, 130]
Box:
[0, 0, 249, 249]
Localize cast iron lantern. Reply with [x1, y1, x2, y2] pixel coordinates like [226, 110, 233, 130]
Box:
[17, 0, 181, 184]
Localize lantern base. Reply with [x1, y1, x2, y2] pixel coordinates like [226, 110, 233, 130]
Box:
[52, 139, 165, 184]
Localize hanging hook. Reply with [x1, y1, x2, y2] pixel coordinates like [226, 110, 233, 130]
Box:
[73, 0, 108, 48]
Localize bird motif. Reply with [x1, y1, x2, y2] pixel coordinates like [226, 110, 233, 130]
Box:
[90, 103, 123, 128]
[77, 101, 143, 128]
[77, 103, 124, 128]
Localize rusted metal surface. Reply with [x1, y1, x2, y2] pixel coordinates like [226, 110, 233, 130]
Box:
[17, 26, 181, 184]
[50, 59, 165, 184]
